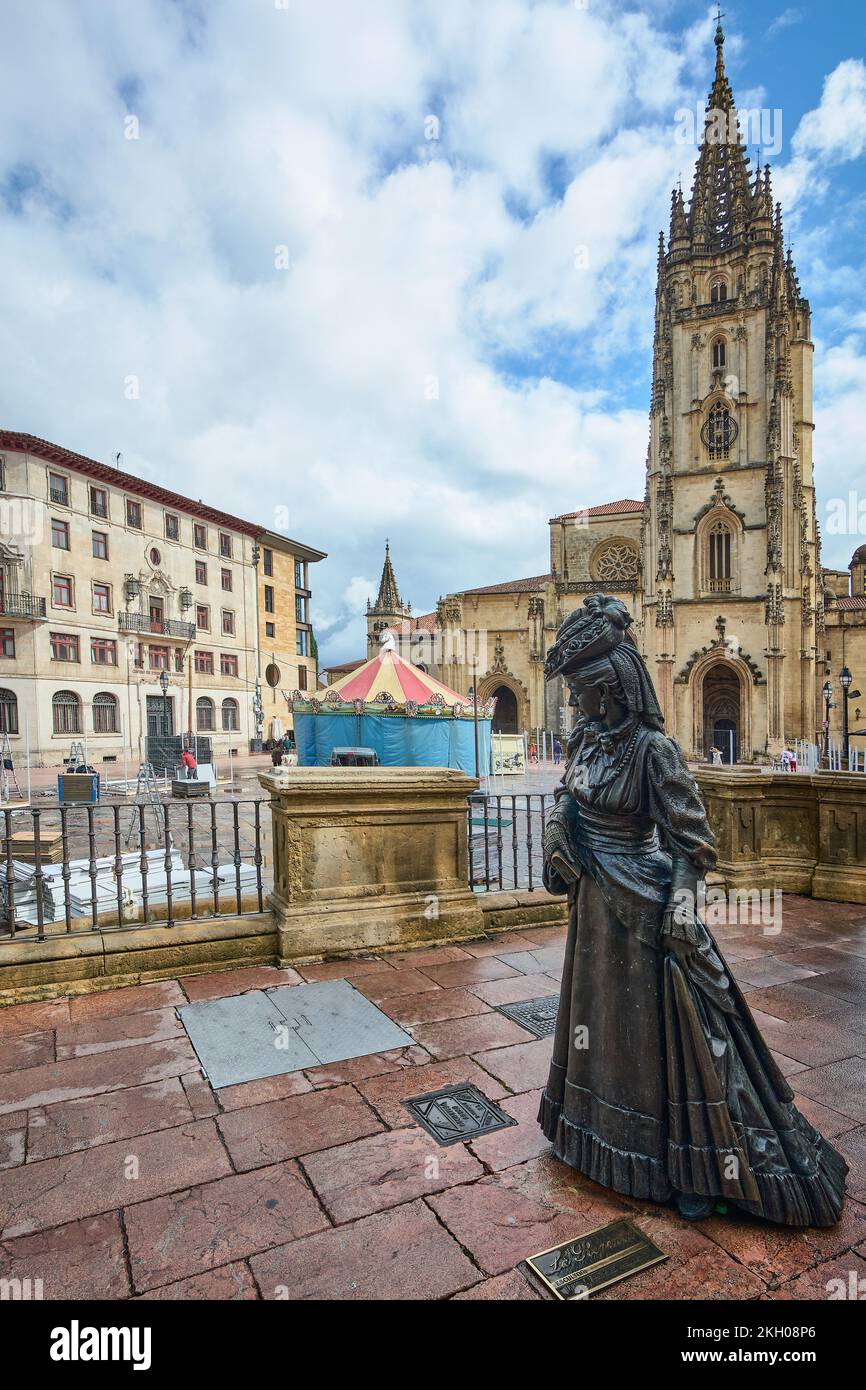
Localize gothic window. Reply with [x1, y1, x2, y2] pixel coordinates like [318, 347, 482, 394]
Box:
[701, 401, 738, 461]
[708, 520, 732, 592]
[710, 278, 727, 305]
[591, 540, 639, 586]
[711, 337, 726, 370]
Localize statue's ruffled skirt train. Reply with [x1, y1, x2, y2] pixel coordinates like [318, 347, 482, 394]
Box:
[538, 874, 847, 1227]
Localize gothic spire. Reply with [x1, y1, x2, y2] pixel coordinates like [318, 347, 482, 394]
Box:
[372, 540, 403, 613]
[685, 14, 754, 250]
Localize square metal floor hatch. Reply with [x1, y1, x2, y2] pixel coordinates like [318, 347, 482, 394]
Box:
[178, 979, 413, 1089]
[402, 1083, 517, 1145]
[495, 995, 559, 1038]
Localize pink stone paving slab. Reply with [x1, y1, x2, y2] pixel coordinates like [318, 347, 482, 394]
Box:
[0, 1212, 130, 1300]
[593, 1213, 767, 1302]
[217, 1083, 384, 1170]
[470, 972, 560, 1007]
[180, 966, 303, 1001]
[135, 1261, 259, 1300]
[385, 946, 472, 967]
[301, 1125, 483, 1223]
[216, 1070, 313, 1111]
[468, 1089, 552, 1171]
[741, 981, 855, 1023]
[496, 946, 565, 976]
[1, 1118, 231, 1238]
[416, 957, 521, 989]
[249, 1199, 481, 1300]
[792, 1094, 860, 1140]
[474, 1036, 555, 1092]
[730, 959, 820, 989]
[791, 1058, 866, 1121]
[0, 1110, 26, 1169]
[180, 1070, 219, 1119]
[0, 999, 70, 1037]
[295, 959, 397, 983]
[55, 1006, 184, 1059]
[27, 1077, 196, 1161]
[66, 980, 186, 1021]
[303, 1045, 429, 1089]
[0, 1031, 55, 1075]
[377, 989, 491, 1027]
[453, 1268, 545, 1299]
[124, 1161, 329, 1293]
[410, 1013, 534, 1060]
[746, 1017, 866, 1070]
[356, 1057, 509, 1128]
[699, 1201, 866, 1287]
[769, 1051, 808, 1078]
[770, 1252, 866, 1300]
[353, 968, 441, 1002]
[836, 1126, 866, 1202]
[459, 932, 544, 957]
[0, 1035, 200, 1116]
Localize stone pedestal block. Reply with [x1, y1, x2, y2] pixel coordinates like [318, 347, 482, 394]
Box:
[259, 766, 485, 963]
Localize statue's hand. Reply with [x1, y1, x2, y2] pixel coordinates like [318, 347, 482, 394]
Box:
[660, 906, 699, 965]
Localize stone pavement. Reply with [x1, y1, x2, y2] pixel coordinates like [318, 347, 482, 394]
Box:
[2, 894, 866, 1301]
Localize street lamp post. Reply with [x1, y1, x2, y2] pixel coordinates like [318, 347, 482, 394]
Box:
[840, 666, 852, 768]
[822, 679, 833, 763]
[159, 668, 170, 740]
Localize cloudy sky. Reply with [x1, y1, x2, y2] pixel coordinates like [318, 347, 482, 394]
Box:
[1, 0, 864, 664]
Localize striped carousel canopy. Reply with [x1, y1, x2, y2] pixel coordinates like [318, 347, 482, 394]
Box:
[292, 638, 493, 720]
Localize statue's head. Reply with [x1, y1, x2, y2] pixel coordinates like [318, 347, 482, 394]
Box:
[544, 594, 633, 681]
[546, 594, 664, 732]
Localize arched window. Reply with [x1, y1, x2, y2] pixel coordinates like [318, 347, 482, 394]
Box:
[710, 279, 727, 305]
[702, 401, 737, 461]
[711, 337, 726, 370]
[53, 690, 80, 734]
[0, 688, 18, 735]
[221, 697, 239, 732]
[93, 691, 118, 734]
[196, 696, 215, 732]
[708, 520, 732, 592]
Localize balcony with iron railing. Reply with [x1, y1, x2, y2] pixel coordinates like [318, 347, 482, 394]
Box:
[0, 592, 47, 620]
[119, 611, 196, 640]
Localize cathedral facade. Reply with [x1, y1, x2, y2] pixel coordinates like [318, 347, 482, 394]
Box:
[364, 22, 866, 763]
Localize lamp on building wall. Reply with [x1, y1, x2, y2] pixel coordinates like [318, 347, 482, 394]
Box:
[159, 668, 170, 738]
[840, 667, 854, 767]
[822, 679, 833, 761]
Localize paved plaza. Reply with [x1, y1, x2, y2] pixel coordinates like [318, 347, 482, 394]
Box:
[2, 894, 866, 1301]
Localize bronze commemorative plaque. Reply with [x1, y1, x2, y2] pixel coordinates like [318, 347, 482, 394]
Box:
[525, 1218, 667, 1299]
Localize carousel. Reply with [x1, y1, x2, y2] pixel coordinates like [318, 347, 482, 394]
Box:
[290, 635, 494, 773]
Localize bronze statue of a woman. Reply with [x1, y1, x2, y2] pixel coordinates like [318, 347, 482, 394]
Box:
[538, 594, 847, 1225]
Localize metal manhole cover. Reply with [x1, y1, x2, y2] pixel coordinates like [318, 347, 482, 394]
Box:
[402, 1083, 517, 1146]
[495, 995, 559, 1038]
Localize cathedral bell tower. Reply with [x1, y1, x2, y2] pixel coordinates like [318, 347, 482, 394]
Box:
[641, 17, 818, 761]
[366, 541, 412, 654]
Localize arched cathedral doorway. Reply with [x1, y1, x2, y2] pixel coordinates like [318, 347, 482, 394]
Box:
[702, 664, 740, 763]
[490, 685, 518, 734]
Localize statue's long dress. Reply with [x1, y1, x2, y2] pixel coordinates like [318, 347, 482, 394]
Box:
[538, 717, 847, 1227]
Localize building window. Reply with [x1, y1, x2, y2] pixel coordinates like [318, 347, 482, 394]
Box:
[126, 498, 142, 529]
[220, 653, 238, 677]
[165, 513, 180, 542]
[710, 279, 728, 305]
[221, 697, 239, 731]
[221, 609, 235, 636]
[219, 532, 232, 558]
[196, 696, 215, 731]
[50, 632, 79, 662]
[48, 471, 69, 506]
[51, 518, 70, 550]
[194, 649, 213, 674]
[295, 595, 308, 624]
[93, 691, 118, 734]
[92, 530, 108, 560]
[295, 560, 306, 589]
[174, 648, 185, 672]
[702, 401, 737, 461]
[265, 621, 275, 638]
[148, 645, 169, 670]
[296, 630, 310, 657]
[712, 337, 726, 370]
[708, 520, 732, 592]
[90, 486, 108, 518]
[91, 637, 117, 665]
[264, 585, 274, 614]
[52, 690, 81, 734]
[0, 628, 14, 659]
[195, 560, 207, 585]
[93, 582, 112, 615]
[297, 666, 307, 691]
[221, 568, 232, 592]
[194, 523, 207, 550]
[263, 548, 273, 577]
[0, 688, 18, 734]
[196, 604, 210, 630]
[52, 575, 74, 608]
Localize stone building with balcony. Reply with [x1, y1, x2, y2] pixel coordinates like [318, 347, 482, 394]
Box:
[0, 431, 324, 768]
[258, 529, 327, 739]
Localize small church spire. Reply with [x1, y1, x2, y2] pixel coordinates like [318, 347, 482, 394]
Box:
[373, 540, 402, 613]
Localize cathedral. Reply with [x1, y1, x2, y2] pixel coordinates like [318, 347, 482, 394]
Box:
[358, 21, 866, 763]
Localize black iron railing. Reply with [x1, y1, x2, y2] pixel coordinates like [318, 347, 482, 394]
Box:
[119, 612, 196, 640]
[0, 593, 47, 619]
[0, 798, 267, 941]
[467, 792, 554, 892]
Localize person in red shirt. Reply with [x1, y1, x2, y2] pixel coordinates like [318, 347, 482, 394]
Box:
[181, 748, 197, 780]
